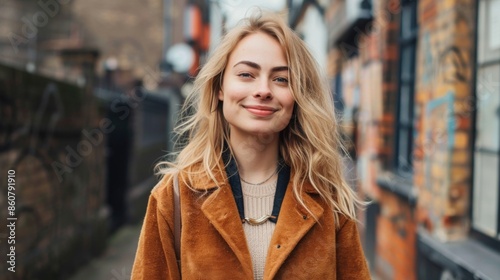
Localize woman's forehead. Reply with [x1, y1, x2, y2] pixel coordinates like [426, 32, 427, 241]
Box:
[226, 32, 287, 68]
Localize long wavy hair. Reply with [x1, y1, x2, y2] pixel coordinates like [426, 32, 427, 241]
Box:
[157, 11, 363, 224]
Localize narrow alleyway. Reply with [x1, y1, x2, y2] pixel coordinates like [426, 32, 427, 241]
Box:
[69, 224, 141, 280]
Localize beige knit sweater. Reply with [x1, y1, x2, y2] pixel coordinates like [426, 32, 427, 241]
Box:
[241, 180, 277, 280]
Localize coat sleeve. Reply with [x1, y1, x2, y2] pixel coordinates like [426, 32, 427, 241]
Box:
[131, 177, 181, 280]
[336, 216, 371, 279]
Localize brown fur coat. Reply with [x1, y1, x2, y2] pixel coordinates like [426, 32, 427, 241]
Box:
[132, 168, 370, 279]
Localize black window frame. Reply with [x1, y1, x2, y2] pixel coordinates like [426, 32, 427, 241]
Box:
[469, 0, 500, 251]
[394, 0, 418, 175]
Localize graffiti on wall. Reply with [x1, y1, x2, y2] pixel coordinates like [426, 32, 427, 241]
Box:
[422, 92, 456, 230]
[416, 1, 474, 237]
[439, 46, 469, 85]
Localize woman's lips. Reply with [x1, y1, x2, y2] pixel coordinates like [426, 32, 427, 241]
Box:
[243, 105, 277, 117]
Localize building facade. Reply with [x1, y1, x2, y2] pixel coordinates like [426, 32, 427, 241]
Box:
[293, 0, 500, 279]
[0, 1, 199, 277]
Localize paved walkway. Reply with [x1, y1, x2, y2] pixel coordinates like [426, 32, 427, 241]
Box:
[69, 223, 142, 280]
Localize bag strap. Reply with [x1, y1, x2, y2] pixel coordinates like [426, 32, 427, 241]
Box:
[173, 173, 181, 262]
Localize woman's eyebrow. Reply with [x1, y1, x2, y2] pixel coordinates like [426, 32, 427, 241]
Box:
[233, 61, 289, 72]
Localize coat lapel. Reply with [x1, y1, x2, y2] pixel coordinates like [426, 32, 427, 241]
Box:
[264, 182, 324, 279]
[190, 164, 324, 279]
[199, 180, 254, 278]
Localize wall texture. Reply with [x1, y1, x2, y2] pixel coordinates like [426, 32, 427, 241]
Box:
[325, 0, 477, 279]
[0, 63, 108, 279]
[414, 0, 475, 241]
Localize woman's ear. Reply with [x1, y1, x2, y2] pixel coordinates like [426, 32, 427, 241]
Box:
[218, 90, 224, 101]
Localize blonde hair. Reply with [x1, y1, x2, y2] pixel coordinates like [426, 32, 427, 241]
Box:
[157, 11, 363, 224]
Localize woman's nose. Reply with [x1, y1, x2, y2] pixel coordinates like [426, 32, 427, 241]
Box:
[253, 81, 272, 100]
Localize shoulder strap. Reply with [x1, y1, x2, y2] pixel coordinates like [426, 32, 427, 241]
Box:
[173, 173, 181, 261]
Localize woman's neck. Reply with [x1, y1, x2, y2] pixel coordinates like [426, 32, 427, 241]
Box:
[229, 132, 279, 183]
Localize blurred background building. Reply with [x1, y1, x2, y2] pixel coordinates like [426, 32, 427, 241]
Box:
[0, 0, 499, 279]
[313, 0, 500, 279]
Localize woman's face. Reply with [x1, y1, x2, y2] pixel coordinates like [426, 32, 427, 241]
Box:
[219, 32, 294, 141]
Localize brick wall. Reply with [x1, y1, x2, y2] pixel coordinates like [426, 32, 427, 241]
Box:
[72, 0, 164, 80]
[414, 0, 475, 241]
[326, 0, 478, 279]
[348, 0, 402, 199]
[0, 0, 166, 86]
[0, 0, 74, 73]
[376, 189, 417, 280]
[326, 0, 419, 279]
[0, 64, 108, 279]
[362, 1, 418, 279]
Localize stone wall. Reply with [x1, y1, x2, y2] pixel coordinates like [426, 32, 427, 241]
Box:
[0, 63, 108, 279]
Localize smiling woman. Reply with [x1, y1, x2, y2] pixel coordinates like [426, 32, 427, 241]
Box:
[132, 11, 370, 280]
[219, 31, 294, 141]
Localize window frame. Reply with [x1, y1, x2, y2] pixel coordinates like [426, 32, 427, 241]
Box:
[394, 0, 419, 175]
[469, 0, 500, 250]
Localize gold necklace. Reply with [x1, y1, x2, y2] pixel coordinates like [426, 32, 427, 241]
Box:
[240, 168, 277, 186]
[244, 215, 277, 225]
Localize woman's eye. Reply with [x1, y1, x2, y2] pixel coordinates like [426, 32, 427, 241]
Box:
[238, 73, 252, 78]
[274, 77, 288, 84]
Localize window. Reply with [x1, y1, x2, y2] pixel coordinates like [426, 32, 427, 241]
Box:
[472, 0, 500, 241]
[395, 0, 418, 173]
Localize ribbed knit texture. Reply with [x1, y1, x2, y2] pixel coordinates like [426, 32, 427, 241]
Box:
[241, 180, 277, 280]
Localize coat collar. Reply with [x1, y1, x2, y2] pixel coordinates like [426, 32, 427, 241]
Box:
[189, 161, 324, 279]
[187, 161, 320, 195]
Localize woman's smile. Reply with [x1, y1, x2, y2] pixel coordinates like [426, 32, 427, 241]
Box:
[243, 104, 278, 117]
